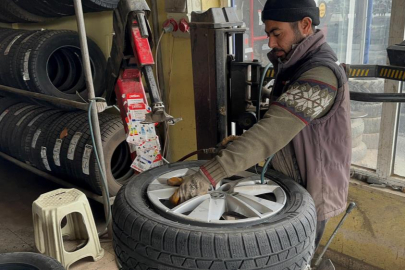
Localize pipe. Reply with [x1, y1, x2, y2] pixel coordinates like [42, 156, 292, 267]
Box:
[364, 0, 374, 64]
[350, 92, 405, 102]
[73, 0, 111, 237]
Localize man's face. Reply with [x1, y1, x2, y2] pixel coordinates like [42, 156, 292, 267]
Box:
[265, 20, 305, 61]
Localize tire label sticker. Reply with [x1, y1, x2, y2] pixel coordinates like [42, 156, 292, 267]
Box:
[41, 146, 51, 171]
[16, 109, 36, 126]
[0, 110, 9, 123]
[23, 49, 31, 81]
[67, 132, 82, 161]
[4, 34, 23, 55]
[28, 113, 44, 127]
[14, 105, 35, 116]
[53, 139, 62, 166]
[31, 129, 41, 148]
[82, 144, 93, 175]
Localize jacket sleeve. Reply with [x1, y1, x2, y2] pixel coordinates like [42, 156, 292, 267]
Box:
[200, 67, 338, 183]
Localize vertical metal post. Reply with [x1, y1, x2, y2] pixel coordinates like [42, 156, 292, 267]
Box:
[364, 0, 374, 64]
[73, 0, 110, 235]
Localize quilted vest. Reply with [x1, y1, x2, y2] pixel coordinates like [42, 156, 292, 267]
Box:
[270, 30, 351, 221]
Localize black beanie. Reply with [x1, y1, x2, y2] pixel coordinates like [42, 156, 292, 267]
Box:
[261, 0, 320, 26]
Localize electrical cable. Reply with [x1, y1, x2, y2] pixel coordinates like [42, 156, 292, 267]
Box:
[257, 62, 273, 121]
[88, 98, 112, 236]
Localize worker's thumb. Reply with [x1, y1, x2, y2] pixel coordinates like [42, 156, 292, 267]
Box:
[167, 177, 184, 186]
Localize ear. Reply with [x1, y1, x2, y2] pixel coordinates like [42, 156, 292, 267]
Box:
[300, 17, 313, 36]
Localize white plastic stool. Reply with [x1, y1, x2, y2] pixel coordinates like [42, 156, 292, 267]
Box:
[32, 188, 104, 269]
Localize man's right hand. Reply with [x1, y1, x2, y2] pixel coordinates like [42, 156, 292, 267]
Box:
[168, 170, 211, 206]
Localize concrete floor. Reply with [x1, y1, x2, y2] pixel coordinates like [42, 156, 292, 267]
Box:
[0, 157, 118, 270]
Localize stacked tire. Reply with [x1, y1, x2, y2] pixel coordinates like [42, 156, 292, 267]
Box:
[349, 79, 384, 151]
[0, 97, 133, 195]
[0, 0, 120, 23]
[351, 118, 367, 163]
[0, 28, 105, 105]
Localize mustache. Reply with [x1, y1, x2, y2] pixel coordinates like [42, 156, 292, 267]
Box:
[270, 48, 287, 54]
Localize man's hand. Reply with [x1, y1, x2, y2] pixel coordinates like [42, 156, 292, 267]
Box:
[168, 171, 211, 206]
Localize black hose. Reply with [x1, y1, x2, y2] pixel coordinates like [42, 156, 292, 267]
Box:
[177, 150, 204, 162]
[350, 92, 405, 103]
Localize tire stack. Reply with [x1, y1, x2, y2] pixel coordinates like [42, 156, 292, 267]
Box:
[351, 118, 367, 163]
[0, 0, 120, 23]
[349, 79, 384, 152]
[0, 28, 106, 105]
[0, 97, 133, 196]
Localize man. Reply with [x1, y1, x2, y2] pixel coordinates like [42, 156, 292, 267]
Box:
[169, 0, 351, 250]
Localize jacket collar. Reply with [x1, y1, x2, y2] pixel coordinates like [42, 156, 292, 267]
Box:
[269, 30, 326, 71]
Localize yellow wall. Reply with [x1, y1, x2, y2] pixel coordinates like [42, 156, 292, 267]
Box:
[321, 180, 405, 269]
[150, 1, 223, 161]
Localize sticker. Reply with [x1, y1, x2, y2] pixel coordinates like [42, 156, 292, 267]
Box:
[28, 113, 44, 127]
[53, 139, 62, 166]
[40, 146, 51, 171]
[4, 34, 23, 55]
[0, 110, 9, 123]
[67, 132, 82, 160]
[82, 144, 93, 175]
[31, 129, 41, 148]
[16, 109, 36, 126]
[131, 155, 152, 173]
[23, 49, 31, 81]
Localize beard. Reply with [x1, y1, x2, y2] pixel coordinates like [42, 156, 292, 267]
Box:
[268, 32, 306, 61]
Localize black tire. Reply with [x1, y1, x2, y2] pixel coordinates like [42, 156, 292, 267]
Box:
[351, 142, 367, 163]
[66, 113, 118, 191]
[22, 110, 61, 166]
[0, 30, 29, 87]
[30, 111, 65, 171]
[0, 0, 46, 23]
[58, 113, 91, 182]
[17, 30, 106, 101]
[0, 97, 21, 115]
[44, 111, 86, 176]
[11, 107, 50, 161]
[0, 252, 64, 270]
[363, 117, 381, 134]
[362, 133, 380, 149]
[113, 161, 317, 270]
[88, 117, 133, 195]
[2, 104, 40, 157]
[0, 103, 31, 154]
[351, 118, 365, 139]
[14, 0, 73, 17]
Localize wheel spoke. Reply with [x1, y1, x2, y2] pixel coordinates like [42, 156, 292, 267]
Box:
[147, 187, 178, 199]
[235, 193, 284, 213]
[170, 194, 211, 214]
[233, 184, 279, 196]
[187, 197, 226, 222]
[226, 195, 262, 218]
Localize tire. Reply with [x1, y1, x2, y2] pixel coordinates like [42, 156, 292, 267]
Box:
[0, 252, 64, 270]
[44, 111, 86, 176]
[30, 111, 65, 171]
[363, 117, 381, 134]
[362, 133, 380, 149]
[351, 118, 365, 139]
[2, 104, 40, 157]
[0, 103, 31, 153]
[352, 134, 363, 148]
[14, 0, 73, 17]
[80, 116, 133, 195]
[351, 142, 367, 163]
[113, 161, 317, 270]
[67, 113, 118, 192]
[348, 78, 384, 94]
[11, 107, 50, 161]
[0, 0, 46, 23]
[16, 30, 106, 101]
[0, 30, 29, 87]
[350, 102, 382, 118]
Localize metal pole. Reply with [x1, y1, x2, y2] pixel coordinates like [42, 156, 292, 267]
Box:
[73, 0, 110, 235]
[364, 0, 374, 64]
